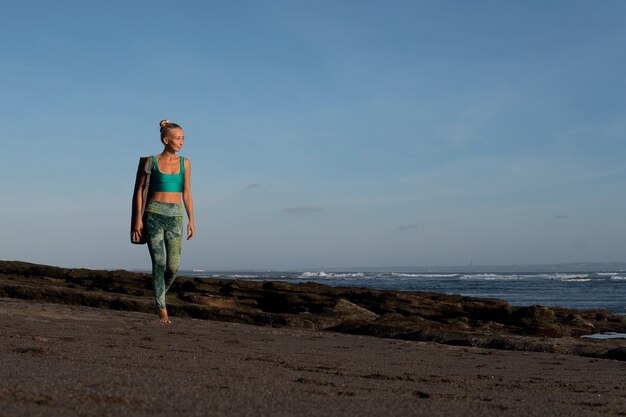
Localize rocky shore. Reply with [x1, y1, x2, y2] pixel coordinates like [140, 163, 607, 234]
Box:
[1, 260, 625, 360]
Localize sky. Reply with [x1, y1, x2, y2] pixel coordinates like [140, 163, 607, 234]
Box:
[1, 0, 626, 270]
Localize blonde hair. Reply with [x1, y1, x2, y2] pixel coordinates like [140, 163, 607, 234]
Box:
[159, 119, 182, 139]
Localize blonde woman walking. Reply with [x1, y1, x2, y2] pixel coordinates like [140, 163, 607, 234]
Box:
[132, 120, 195, 323]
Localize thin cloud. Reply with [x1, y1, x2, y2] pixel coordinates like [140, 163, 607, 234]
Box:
[397, 224, 418, 232]
[245, 183, 264, 189]
[282, 206, 324, 215]
[554, 215, 570, 220]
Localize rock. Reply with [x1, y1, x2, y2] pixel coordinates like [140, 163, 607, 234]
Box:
[330, 299, 379, 321]
[567, 314, 595, 328]
[602, 347, 626, 361]
[178, 293, 256, 311]
[508, 305, 565, 336]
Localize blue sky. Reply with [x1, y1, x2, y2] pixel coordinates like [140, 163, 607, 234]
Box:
[2, 0, 626, 270]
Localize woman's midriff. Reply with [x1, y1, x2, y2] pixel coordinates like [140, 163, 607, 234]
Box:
[150, 192, 182, 204]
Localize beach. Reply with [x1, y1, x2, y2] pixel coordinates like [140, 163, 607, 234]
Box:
[2, 298, 626, 417]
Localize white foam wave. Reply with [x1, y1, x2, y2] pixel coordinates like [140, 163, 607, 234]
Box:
[298, 272, 365, 279]
[544, 273, 592, 282]
[459, 274, 526, 281]
[391, 273, 458, 278]
[610, 276, 626, 280]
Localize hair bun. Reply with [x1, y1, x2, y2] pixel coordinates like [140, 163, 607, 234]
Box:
[159, 119, 171, 129]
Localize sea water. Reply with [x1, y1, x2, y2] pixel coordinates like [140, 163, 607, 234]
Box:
[182, 270, 626, 315]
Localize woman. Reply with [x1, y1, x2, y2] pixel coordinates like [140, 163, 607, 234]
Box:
[132, 120, 195, 323]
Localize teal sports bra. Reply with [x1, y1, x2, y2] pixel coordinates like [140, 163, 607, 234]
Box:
[151, 156, 185, 192]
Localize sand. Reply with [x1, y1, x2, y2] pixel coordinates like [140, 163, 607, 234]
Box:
[1, 297, 625, 417]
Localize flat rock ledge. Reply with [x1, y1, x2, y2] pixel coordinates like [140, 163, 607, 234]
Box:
[1, 260, 625, 360]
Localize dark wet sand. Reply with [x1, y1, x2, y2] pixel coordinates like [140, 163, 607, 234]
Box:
[1, 298, 625, 417]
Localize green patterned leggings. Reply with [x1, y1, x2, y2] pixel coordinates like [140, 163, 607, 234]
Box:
[144, 201, 184, 311]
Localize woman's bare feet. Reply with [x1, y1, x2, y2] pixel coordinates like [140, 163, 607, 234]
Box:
[159, 308, 172, 324]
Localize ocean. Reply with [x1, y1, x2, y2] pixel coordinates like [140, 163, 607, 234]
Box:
[182, 269, 626, 315]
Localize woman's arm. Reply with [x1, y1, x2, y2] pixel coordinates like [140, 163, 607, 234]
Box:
[132, 170, 148, 242]
[183, 158, 195, 240]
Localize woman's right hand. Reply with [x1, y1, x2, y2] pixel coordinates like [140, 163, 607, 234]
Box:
[132, 219, 143, 242]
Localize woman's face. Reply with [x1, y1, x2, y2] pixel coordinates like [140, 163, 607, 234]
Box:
[163, 128, 184, 152]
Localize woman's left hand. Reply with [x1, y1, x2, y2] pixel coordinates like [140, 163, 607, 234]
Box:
[187, 222, 195, 240]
